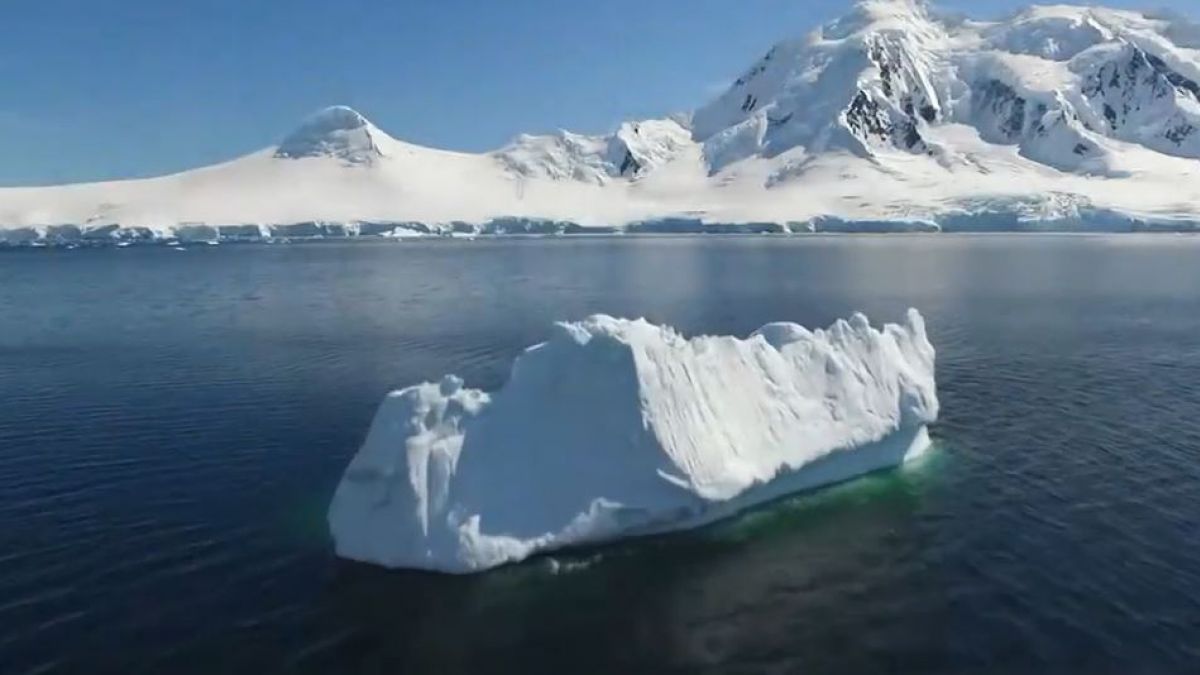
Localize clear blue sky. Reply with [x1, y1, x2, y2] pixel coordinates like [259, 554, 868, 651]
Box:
[2, 0, 1196, 185]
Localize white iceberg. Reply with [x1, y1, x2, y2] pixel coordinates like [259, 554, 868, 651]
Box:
[328, 309, 938, 574]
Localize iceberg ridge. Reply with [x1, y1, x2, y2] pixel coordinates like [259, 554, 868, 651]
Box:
[328, 309, 938, 573]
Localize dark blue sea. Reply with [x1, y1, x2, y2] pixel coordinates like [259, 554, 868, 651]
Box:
[2, 235, 1200, 674]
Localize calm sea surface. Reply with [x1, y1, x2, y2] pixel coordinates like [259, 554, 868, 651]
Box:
[2, 235, 1200, 674]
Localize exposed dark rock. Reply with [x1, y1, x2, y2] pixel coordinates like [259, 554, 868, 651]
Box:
[844, 91, 892, 141]
[618, 151, 642, 176]
[767, 112, 793, 132]
[976, 79, 1027, 141]
[1166, 123, 1196, 144]
[1145, 52, 1200, 100]
[733, 48, 774, 87]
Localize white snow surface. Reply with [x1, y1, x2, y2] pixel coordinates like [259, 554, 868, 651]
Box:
[7, 1, 1200, 238]
[328, 309, 938, 573]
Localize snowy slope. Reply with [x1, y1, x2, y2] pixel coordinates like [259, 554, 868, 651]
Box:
[7, 2, 1200, 239]
[328, 310, 937, 573]
[495, 118, 693, 184]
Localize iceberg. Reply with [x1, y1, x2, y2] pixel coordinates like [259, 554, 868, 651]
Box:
[328, 309, 938, 574]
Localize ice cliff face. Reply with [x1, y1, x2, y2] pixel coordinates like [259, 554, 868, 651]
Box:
[8, 1, 1200, 235]
[328, 310, 938, 573]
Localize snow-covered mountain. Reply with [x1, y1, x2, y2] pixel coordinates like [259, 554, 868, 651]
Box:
[7, 0, 1200, 241]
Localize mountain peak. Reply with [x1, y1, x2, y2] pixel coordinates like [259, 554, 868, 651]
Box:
[853, 0, 927, 11]
[306, 105, 370, 128]
[274, 105, 383, 165]
[824, 0, 933, 39]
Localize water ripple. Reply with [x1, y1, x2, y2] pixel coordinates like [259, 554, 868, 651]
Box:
[2, 237, 1200, 672]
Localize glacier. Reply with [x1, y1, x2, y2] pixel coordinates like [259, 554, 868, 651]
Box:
[328, 309, 938, 573]
[8, 1, 1200, 241]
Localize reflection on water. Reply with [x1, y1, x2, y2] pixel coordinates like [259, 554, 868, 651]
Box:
[326, 453, 940, 673]
[2, 235, 1200, 673]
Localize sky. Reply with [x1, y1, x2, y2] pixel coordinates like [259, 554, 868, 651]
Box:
[2, 0, 1198, 185]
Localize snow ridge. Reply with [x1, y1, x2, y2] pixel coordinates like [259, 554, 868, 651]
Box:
[494, 118, 692, 184]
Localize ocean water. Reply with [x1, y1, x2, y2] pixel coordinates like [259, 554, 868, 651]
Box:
[2, 235, 1200, 674]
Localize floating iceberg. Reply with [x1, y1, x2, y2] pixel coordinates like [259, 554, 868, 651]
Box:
[328, 309, 938, 573]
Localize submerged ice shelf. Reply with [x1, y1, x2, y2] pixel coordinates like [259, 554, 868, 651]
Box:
[328, 310, 938, 573]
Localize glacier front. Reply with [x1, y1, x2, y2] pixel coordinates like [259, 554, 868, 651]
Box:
[328, 309, 938, 574]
